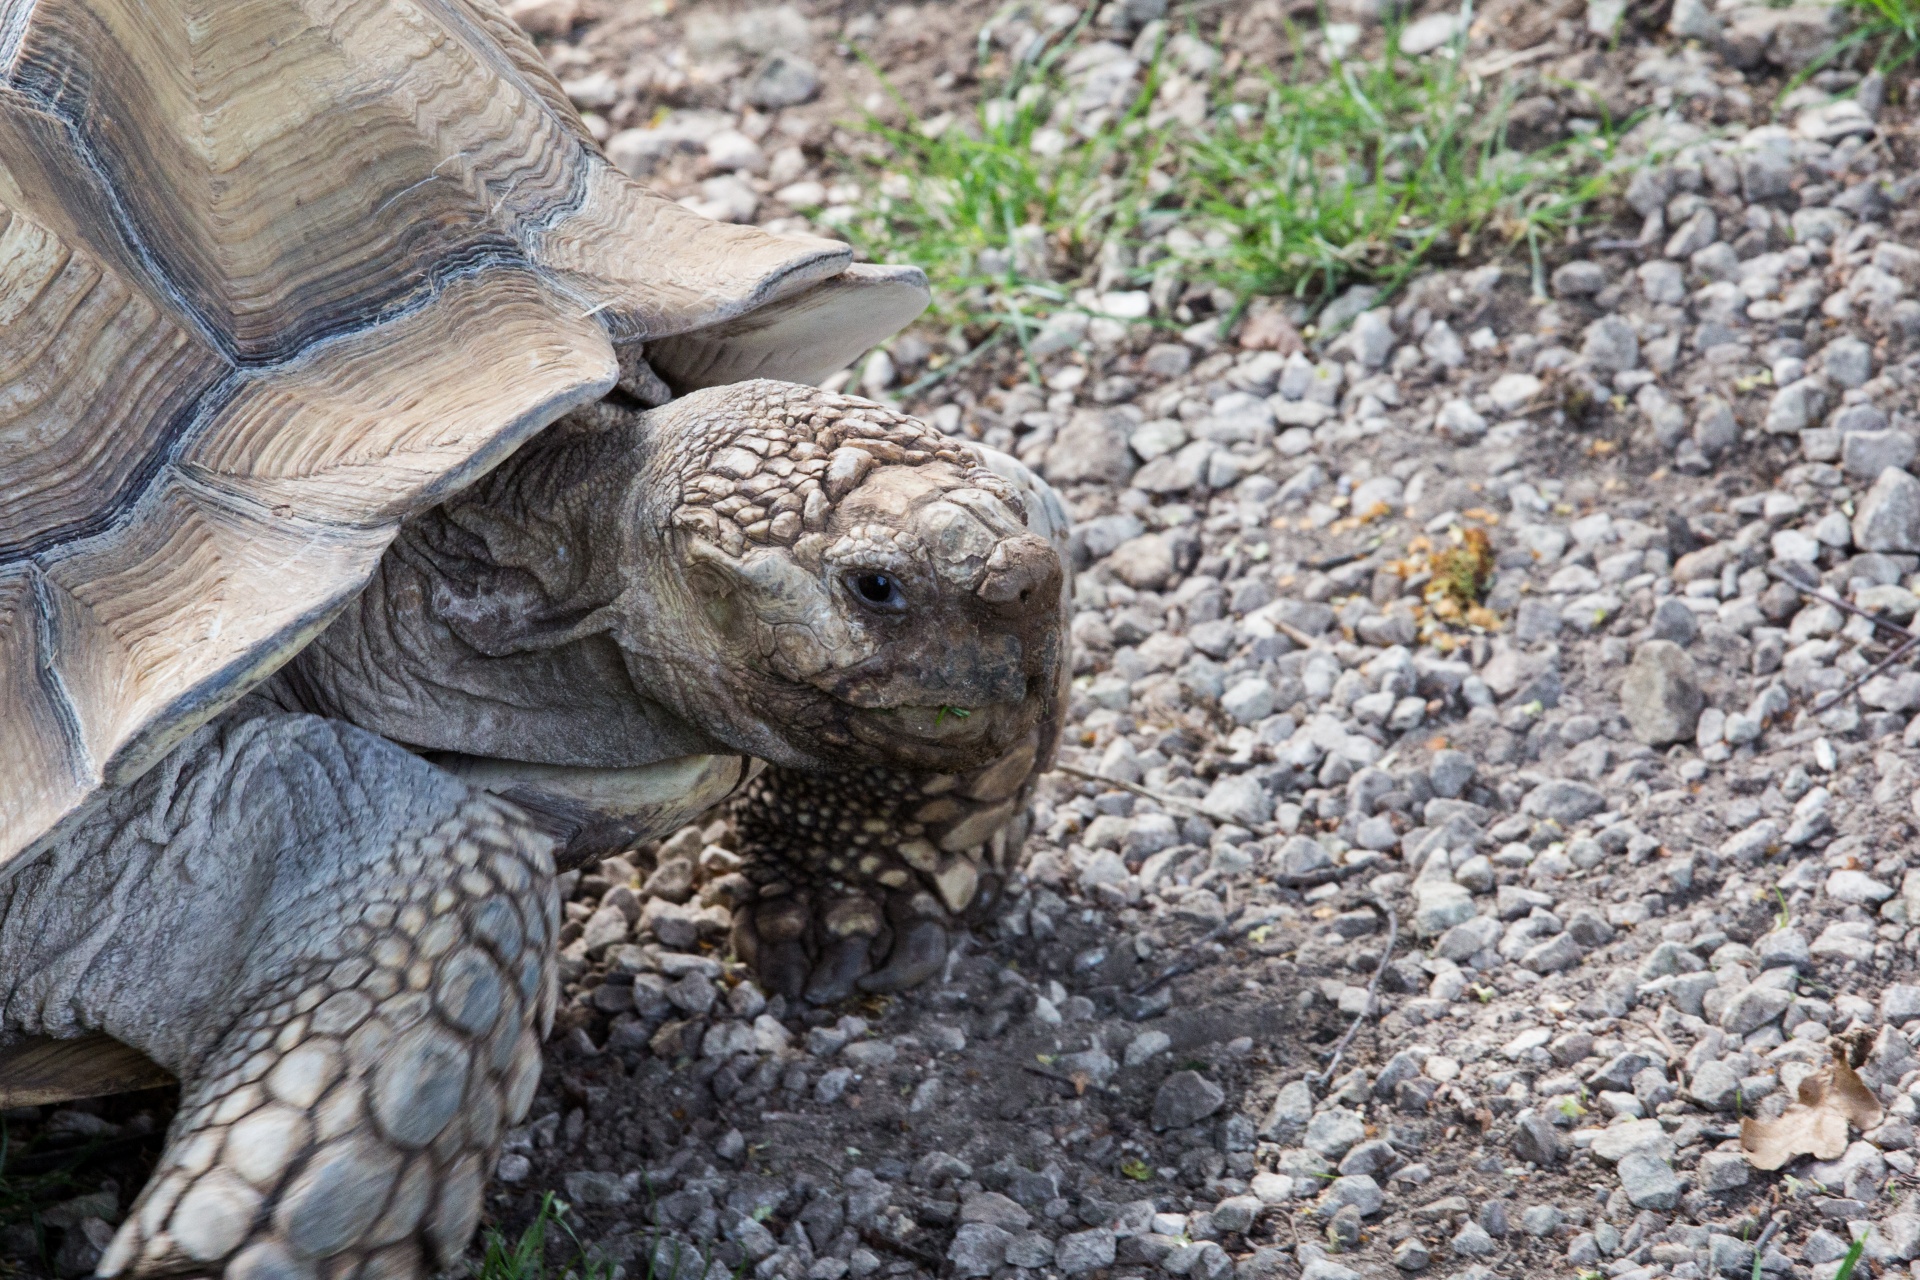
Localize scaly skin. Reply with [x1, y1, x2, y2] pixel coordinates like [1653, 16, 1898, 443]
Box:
[725, 549, 1071, 1005]
[728, 723, 1050, 1002]
[0, 710, 557, 1280]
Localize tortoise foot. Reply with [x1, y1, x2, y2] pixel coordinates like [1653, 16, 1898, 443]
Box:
[722, 750, 1049, 1004]
[732, 884, 955, 1004]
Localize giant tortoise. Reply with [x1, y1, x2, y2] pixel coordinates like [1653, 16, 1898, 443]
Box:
[0, 3, 1069, 1277]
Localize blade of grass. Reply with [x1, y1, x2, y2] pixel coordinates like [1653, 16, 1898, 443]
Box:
[1833, 1231, 1868, 1280]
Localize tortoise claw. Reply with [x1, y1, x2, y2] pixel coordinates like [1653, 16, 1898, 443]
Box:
[805, 934, 874, 1004]
[858, 918, 947, 993]
[734, 886, 960, 1004]
[760, 938, 813, 1001]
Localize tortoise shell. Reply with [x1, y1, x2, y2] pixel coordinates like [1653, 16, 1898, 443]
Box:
[0, 0, 928, 868]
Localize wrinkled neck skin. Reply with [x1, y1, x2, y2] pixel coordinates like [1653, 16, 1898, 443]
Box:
[271, 404, 721, 768]
[275, 382, 1066, 779]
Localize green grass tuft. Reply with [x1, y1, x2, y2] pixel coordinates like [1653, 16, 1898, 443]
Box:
[1160, 37, 1618, 310]
[474, 1192, 742, 1280]
[1832, 0, 1920, 68]
[829, 9, 1629, 347]
[474, 1194, 616, 1280]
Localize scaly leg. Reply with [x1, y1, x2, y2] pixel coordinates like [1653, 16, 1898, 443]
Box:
[0, 710, 558, 1280]
[728, 726, 1047, 1003]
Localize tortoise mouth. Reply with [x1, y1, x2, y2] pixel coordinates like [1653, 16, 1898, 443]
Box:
[842, 697, 1037, 767]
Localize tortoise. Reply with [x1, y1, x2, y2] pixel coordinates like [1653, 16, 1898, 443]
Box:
[0, 2, 1070, 1277]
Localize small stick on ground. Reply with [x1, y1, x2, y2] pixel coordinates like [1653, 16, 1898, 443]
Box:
[859, 1229, 944, 1270]
[1750, 1211, 1788, 1280]
[1817, 631, 1920, 710]
[1766, 564, 1920, 708]
[1053, 761, 1290, 839]
[1055, 764, 1387, 879]
[1309, 898, 1399, 1087]
[1768, 564, 1913, 644]
[1021, 1064, 1121, 1097]
[1272, 619, 1325, 650]
[1125, 861, 1378, 998]
[1129, 907, 1257, 997]
[1273, 861, 1371, 889]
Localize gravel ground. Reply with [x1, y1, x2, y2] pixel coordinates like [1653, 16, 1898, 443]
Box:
[16, 2, 1920, 1280]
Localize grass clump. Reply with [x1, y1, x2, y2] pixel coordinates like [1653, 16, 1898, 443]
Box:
[832, 8, 1627, 348]
[474, 1192, 731, 1280]
[1167, 46, 1616, 307]
[1830, 0, 1920, 69]
[473, 1194, 616, 1280]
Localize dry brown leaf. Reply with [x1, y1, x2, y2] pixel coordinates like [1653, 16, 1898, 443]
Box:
[1739, 1051, 1885, 1171]
[1830, 1056, 1885, 1128]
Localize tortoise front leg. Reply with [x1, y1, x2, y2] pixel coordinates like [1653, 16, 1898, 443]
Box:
[728, 726, 1046, 1003]
[0, 711, 557, 1280]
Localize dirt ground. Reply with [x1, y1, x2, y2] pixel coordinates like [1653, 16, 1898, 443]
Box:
[13, 1, 1920, 1279]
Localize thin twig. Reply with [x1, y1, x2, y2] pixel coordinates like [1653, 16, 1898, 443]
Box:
[1817, 630, 1920, 709]
[1273, 619, 1326, 650]
[1274, 860, 1374, 889]
[1647, 1022, 1683, 1070]
[1131, 907, 1246, 992]
[1766, 563, 1920, 709]
[1022, 1063, 1121, 1097]
[1121, 867, 1382, 997]
[1059, 758, 1374, 880]
[859, 1228, 944, 1270]
[1052, 767, 1274, 836]
[1309, 898, 1399, 1087]
[1767, 564, 1912, 641]
[1128, 907, 1264, 996]
[1750, 1211, 1788, 1280]
[1053, 762, 1215, 817]
[892, 330, 1008, 401]
[1129, 953, 1217, 998]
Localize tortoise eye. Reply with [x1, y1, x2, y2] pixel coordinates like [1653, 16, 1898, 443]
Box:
[847, 572, 906, 613]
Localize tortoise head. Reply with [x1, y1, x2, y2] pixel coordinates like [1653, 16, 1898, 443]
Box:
[614, 381, 1066, 772]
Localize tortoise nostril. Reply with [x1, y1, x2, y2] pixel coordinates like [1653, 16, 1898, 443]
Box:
[977, 534, 1060, 609]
